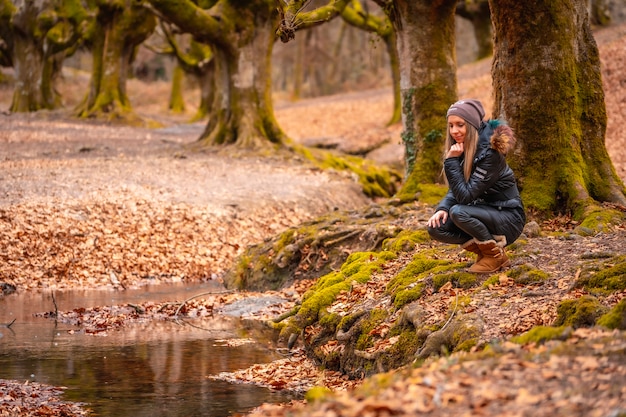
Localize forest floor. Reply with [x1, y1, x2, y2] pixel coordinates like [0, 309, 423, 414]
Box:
[0, 22, 626, 417]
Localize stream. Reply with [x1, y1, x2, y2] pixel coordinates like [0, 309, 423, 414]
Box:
[0, 283, 297, 416]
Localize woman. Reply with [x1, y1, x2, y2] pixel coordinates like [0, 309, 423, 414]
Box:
[427, 99, 526, 273]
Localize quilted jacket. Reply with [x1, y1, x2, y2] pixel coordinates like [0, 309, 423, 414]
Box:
[435, 119, 524, 213]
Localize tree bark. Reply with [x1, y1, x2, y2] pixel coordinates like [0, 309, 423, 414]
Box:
[390, 0, 458, 193]
[77, 2, 155, 122]
[191, 61, 215, 122]
[168, 64, 185, 113]
[10, 32, 46, 112]
[200, 13, 285, 147]
[490, 0, 626, 217]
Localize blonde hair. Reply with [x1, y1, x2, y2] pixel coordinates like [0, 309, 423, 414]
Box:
[443, 122, 479, 182]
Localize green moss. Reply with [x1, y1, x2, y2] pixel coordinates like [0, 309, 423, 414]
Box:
[291, 251, 396, 331]
[506, 237, 528, 253]
[451, 319, 481, 353]
[506, 264, 550, 284]
[387, 252, 452, 308]
[432, 271, 479, 291]
[553, 295, 607, 328]
[511, 325, 570, 345]
[482, 275, 500, 288]
[412, 183, 448, 205]
[391, 283, 426, 310]
[386, 251, 478, 309]
[355, 309, 389, 350]
[576, 255, 626, 294]
[577, 208, 625, 234]
[319, 312, 341, 329]
[338, 312, 365, 332]
[378, 327, 422, 369]
[454, 337, 478, 352]
[293, 144, 401, 198]
[304, 386, 333, 403]
[382, 230, 430, 253]
[339, 251, 396, 280]
[597, 298, 626, 330]
[387, 252, 449, 293]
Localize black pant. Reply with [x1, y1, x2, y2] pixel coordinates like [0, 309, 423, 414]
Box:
[427, 204, 525, 246]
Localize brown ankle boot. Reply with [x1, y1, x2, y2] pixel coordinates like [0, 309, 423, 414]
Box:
[461, 239, 482, 262]
[468, 237, 510, 273]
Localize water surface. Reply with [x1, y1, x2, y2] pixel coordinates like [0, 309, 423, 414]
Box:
[0, 283, 296, 416]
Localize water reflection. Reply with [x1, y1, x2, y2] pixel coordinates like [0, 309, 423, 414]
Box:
[0, 284, 298, 416]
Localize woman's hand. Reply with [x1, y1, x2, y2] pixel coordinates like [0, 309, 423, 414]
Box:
[427, 210, 448, 228]
[447, 142, 464, 158]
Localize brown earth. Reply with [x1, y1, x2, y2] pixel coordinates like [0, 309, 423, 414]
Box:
[1, 22, 626, 417]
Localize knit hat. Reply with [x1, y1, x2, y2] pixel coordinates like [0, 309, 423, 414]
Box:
[446, 99, 485, 130]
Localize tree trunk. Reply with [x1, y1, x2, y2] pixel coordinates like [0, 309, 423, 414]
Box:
[490, 0, 626, 217]
[199, 12, 286, 147]
[391, 0, 458, 194]
[9, 1, 52, 112]
[190, 61, 215, 122]
[77, 3, 155, 122]
[384, 30, 401, 126]
[150, 0, 287, 148]
[10, 34, 46, 112]
[6, 0, 87, 113]
[41, 54, 64, 109]
[168, 64, 185, 113]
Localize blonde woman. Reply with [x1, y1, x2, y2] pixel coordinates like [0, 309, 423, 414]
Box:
[427, 99, 526, 273]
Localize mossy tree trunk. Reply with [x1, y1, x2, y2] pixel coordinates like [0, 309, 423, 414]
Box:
[489, 0, 626, 218]
[168, 64, 185, 113]
[199, 10, 284, 146]
[77, 1, 155, 122]
[387, 0, 458, 197]
[149, 0, 289, 147]
[5, 0, 87, 112]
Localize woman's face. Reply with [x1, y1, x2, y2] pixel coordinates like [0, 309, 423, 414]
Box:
[448, 115, 467, 144]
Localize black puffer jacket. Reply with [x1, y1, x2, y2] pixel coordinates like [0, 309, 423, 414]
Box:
[436, 119, 524, 212]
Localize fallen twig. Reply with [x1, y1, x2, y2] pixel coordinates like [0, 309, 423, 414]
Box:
[1, 318, 16, 328]
[440, 291, 459, 333]
[173, 290, 236, 318]
[52, 291, 59, 321]
[272, 305, 300, 323]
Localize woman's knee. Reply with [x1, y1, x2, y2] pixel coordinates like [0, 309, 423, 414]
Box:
[448, 205, 467, 223]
